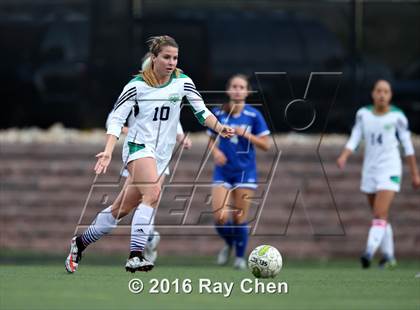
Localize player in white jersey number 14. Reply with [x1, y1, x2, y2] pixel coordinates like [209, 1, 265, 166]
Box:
[337, 79, 420, 269]
[65, 35, 234, 274]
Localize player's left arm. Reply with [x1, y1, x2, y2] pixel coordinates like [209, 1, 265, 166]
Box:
[184, 78, 234, 138]
[396, 113, 420, 189]
[235, 109, 271, 151]
[204, 114, 234, 138]
[406, 156, 420, 189]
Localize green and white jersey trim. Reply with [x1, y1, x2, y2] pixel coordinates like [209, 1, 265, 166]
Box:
[107, 72, 211, 165]
[345, 104, 414, 176]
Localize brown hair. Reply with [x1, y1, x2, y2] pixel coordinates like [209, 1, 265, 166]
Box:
[223, 74, 251, 113]
[140, 35, 181, 87]
[372, 79, 392, 91]
[226, 73, 252, 91]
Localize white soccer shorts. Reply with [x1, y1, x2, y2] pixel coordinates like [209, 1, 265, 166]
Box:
[121, 142, 170, 177]
[360, 173, 401, 193]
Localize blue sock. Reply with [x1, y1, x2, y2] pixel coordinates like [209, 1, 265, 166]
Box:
[233, 222, 249, 258]
[215, 220, 234, 247]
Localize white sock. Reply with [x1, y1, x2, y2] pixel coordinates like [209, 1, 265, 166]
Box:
[365, 219, 387, 258]
[130, 203, 155, 252]
[380, 223, 395, 259]
[81, 206, 119, 246]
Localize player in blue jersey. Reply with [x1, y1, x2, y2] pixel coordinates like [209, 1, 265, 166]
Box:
[207, 74, 271, 269]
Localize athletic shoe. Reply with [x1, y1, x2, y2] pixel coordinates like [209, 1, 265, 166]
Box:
[233, 257, 247, 270]
[125, 253, 154, 273]
[360, 254, 371, 269]
[379, 256, 397, 269]
[65, 236, 82, 273]
[217, 245, 231, 265]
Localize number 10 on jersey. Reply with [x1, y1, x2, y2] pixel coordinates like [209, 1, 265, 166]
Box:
[153, 106, 170, 121]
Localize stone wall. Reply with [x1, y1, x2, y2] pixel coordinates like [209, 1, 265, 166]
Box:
[1, 132, 419, 259]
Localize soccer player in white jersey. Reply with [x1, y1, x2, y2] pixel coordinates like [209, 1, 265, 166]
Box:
[108, 116, 191, 264]
[120, 122, 190, 264]
[337, 79, 420, 269]
[106, 54, 192, 264]
[65, 35, 234, 273]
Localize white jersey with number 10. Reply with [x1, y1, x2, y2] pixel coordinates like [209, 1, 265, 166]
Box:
[107, 72, 211, 173]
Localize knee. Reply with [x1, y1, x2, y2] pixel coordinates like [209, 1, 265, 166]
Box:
[214, 209, 229, 225]
[232, 209, 246, 224]
[215, 217, 228, 225]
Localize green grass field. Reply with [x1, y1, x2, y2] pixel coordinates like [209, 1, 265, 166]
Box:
[0, 254, 419, 310]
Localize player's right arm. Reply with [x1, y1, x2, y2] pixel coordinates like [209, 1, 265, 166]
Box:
[207, 135, 227, 166]
[337, 109, 364, 169]
[406, 155, 420, 189]
[95, 84, 137, 174]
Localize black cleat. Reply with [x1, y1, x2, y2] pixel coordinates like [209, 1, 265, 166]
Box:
[378, 256, 397, 269]
[125, 252, 154, 273]
[360, 254, 371, 269]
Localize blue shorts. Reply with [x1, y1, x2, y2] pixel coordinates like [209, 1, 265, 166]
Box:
[213, 166, 258, 190]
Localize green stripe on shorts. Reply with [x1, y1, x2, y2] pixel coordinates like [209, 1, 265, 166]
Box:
[128, 142, 145, 155]
[390, 176, 401, 184]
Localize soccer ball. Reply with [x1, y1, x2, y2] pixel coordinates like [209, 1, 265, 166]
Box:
[248, 245, 283, 278]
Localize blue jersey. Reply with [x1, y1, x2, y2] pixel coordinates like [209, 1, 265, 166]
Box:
[207, 105, 270, 172]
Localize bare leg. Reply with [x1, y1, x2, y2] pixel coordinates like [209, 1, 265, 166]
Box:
[366, 193, 375, 210]
[212, 186, 232, 225]
[372, 190, 395, 220]
[362, 190, 396, 267]
[232, 188, 254, 224]
[126, 157, 164, 265]
[231, 188, 254, 260]
[212, 185, 234, 265]
[111, 175, 142, 219]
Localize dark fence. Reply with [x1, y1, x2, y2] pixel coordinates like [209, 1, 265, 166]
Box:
[1, 0, 419, 132]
